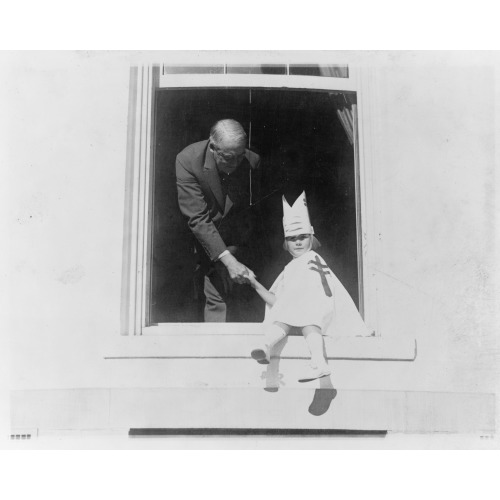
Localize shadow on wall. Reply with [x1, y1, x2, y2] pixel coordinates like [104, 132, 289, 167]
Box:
[260, 337, 338, 416]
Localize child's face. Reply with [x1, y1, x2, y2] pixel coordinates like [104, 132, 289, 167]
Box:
[285, 234, 312, 258]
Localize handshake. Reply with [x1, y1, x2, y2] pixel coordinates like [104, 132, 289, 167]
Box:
[241, 267, 257, 286]
[228, 260, 256, 286]
[219, 247, 257, 286]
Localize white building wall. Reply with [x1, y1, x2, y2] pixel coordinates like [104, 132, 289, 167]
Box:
[360, 54, 498, 396]
[4, 51, 499, 433]
[6, 52, 129, 390]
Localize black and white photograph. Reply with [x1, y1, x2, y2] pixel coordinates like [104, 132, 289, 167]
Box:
[2, 47, 500, 469]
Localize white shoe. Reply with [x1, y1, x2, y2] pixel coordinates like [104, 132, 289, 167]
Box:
[251, 347, 270, 365]
[298, 365, 331, 383]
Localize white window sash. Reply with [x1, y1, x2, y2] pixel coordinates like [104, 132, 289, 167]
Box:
[122, 64, 378, 336]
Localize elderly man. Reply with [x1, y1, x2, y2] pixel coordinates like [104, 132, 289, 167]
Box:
[176, 119, 262, 322]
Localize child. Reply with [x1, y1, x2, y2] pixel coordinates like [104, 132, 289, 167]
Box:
[247, 191, 370, 382]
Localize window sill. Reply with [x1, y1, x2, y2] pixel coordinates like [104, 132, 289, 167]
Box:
[105, 327, 416, 362]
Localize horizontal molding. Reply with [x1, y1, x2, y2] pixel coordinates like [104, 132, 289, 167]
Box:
[159, 74, 356, 91]
[105, 332, 416, 361]
[11, 388, 495, 434]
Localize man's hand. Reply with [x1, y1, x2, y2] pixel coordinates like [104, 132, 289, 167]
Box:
[219, 252, 253, 284]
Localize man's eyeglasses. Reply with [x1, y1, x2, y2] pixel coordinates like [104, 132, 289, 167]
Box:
[213, 147, 246, 162]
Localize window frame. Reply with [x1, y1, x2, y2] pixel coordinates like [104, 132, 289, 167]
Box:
[121, 64, 379, 337]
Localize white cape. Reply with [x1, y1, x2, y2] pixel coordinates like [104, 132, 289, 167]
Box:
[264, 250, 370, 337]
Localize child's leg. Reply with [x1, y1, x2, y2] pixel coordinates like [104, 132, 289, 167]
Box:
[298, 325, 331, 382]
[251, 322, 290, 364]
[268, 322, 290, 347]
[302, 325, 329, 368]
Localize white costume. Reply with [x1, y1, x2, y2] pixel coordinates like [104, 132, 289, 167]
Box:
[264, 192, 370, 338]
[264, 249, 370, 337]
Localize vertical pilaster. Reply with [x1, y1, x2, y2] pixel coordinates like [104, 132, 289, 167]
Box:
[121, 65, 159, 335]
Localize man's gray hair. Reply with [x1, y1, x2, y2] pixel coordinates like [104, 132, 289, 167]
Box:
[209, 119, 247, 146]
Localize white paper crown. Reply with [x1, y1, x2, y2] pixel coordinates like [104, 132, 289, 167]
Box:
[282, 191, 314, 237]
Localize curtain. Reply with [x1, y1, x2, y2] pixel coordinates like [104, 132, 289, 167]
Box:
[337, 106, 354, 145]
[319, 65, 349, 78]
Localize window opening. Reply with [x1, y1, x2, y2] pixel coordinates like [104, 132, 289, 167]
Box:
[150, 87, 360, 323]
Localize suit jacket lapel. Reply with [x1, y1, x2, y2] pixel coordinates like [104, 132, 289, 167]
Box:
[202, 144, 225, 213]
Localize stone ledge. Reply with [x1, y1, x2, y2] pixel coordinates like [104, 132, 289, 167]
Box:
[104, 333, 417, 361]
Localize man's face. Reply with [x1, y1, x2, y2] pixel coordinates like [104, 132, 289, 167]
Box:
[211, 137, 246, 175]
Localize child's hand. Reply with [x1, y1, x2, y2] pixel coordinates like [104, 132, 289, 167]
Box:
[243, 269, 257, 286]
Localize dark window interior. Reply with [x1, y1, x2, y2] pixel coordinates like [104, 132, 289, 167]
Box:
[151, 88, 359, 323]
[226, 65, 287, 75]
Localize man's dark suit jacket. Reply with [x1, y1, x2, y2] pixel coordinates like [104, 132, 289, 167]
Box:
[176, 139, 261, 263]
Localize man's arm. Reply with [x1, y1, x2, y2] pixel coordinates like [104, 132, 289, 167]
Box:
[176, 156, 252, 282]
[176, 156, 227, 261]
